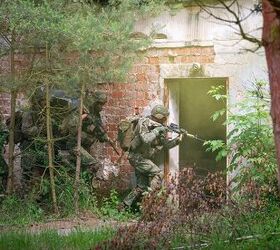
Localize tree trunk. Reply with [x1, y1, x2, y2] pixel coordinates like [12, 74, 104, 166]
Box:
[6, 91, 16, 194]
[45, 81, 58, 214]
[74, 83, 85, 213]
[6, 32, 16, 194]
[262, 0, 280, 190]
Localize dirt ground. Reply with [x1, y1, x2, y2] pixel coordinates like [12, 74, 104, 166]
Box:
[0, 213, 133, 235]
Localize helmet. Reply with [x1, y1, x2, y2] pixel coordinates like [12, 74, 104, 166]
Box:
[92, 91, 107, 104]
[151, 105, 169, 119]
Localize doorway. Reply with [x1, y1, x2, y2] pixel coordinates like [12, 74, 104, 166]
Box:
[165, 78, 227, 176]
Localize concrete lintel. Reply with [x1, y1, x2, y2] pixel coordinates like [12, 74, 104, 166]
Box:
[151, 40, 214, 48]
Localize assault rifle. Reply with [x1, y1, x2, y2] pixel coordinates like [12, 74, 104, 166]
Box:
[81, 104, 120, 156]
[107, 137, 120, 156]
[167, 123, 205, 142]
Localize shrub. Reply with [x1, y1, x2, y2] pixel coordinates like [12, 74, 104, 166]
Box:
[204, 80, 278, 204]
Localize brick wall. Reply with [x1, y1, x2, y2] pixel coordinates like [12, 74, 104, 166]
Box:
[96, 46, 215, 189]
[0, 46, 215, 191]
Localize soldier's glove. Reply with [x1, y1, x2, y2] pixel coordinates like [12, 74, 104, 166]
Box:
[153, 126, 167, 136]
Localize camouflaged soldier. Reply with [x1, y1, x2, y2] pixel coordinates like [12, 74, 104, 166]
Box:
[20, 88, 47, 193]
[122, 104, 184, 208]
[82, 90, 110, 151]
[60, 91, 110, 182]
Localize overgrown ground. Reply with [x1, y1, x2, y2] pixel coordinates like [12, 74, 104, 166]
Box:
[1, 180, 280, 250]
[0, 192, 135, 250]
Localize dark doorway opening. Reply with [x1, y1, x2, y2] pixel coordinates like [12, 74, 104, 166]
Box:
[166, 78, 227, 176]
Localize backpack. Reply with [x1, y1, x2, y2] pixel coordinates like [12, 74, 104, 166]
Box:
[117, 115, 140, 151]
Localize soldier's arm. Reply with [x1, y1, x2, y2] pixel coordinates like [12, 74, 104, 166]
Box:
[162, 134, 182, 149]
[139, 119, 165, 144]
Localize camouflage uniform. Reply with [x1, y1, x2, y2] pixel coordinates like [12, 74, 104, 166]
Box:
[82, 91, 109, 152]
[59, 91, 109, 178]
[123, 105, 182, 207]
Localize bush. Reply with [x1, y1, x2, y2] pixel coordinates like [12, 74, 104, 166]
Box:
[95, 169, 227, 249]
[95, 169, 280, 249]
[99, 189, 136, 221]
[204, 80, 278, 204]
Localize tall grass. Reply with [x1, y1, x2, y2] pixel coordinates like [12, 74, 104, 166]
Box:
[0, 228, 115, 250]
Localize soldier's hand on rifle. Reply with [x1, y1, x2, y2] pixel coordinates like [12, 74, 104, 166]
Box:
[153, 126, 167, 136]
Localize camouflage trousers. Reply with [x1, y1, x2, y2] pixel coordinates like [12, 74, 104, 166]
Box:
[123, 152, 163, 207]
[59, 146, 101, 170]
[58, 146, 103, 188]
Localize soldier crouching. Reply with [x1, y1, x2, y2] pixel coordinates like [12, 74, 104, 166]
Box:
[122, 104, 184, 208]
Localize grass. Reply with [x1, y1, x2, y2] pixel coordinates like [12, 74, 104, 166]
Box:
[0, 191, 137, 227]
[171, 204, 280, 250]
[0, 196, 45, 226]
[0, 228, 115, 250]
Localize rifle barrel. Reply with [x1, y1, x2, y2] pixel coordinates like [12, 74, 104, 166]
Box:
[167, 125, 206, 142]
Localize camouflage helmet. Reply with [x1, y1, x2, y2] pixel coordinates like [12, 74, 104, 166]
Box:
[151, 105, 169, 119]
[92, 91, 107, 104]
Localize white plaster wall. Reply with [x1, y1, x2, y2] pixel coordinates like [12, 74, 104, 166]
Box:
[135, 0, 268, 177]
[135, 0, 268, 106]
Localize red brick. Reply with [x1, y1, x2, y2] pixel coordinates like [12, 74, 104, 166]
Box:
[136, 73, 147, 82]
[108, 123, 118, 131]
[111, 91, 124, 99]
[148, 57, 159, 64]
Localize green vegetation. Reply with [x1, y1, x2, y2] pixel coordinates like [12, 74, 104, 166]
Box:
[0, 228, 115, 250]
[99, 189, 138, 220]
[205, 80, 277, 202]
[0, 188, 136, 226]
[171, 204, 280, 250]
[0, 196, 44, 226]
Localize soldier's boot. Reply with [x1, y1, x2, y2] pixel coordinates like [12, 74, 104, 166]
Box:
[121, 186, 143, 209]
[150, 172, 163, 191]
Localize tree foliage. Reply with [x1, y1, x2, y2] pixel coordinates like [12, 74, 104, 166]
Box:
[0, 0, 165, 212]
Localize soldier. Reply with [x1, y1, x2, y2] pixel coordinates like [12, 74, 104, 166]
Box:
[82, 90, 110, 153]
[59, 91, 111, 184]
[122, 104, 184, 208]
[19, 88, 47, 194]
